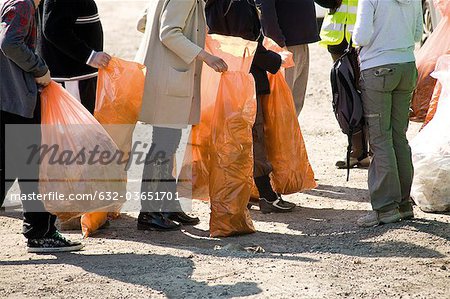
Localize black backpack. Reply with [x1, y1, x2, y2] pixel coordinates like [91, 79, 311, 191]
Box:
[205, 0, 261, 41]
[330, 42, 365, 180]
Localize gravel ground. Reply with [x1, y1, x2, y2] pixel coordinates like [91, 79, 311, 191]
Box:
[0, 1, 449, 298]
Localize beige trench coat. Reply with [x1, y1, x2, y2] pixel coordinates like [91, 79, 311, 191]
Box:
[135, 0, 206, 126]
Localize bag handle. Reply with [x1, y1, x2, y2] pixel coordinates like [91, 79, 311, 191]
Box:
[241, 46, 251, 70]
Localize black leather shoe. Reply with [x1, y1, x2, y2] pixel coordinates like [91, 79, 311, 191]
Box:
[163, 212, 200, 226]
[137, 212, 181, 231]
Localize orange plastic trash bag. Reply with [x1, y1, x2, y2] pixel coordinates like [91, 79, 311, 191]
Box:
[263, 72, 318, 194]
[263, 37, 295, 68]
[80, 57, 146, 237]
[95, 56, 146, 159]
[39, 81, 127, 222]
[80, 212, 116, 238]
[178, 47, 222, 200]
[423, 81, 442, 128]
[261, 38, 317, 193]
[209, 71, 257, 237]
[410, 0, 450, 122]
[179, 34, 257, 201]
[179, 34, 258, 237]
[208, 35, 257, 237]
[80, 212, 107, 237]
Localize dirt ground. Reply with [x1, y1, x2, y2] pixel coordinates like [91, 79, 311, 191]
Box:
[1, 1, 449, 298]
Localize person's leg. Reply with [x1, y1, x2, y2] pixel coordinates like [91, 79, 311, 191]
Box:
[252, 96, 295, 213]
[286, 44, 309, 116]
[358, 65, 403, 226]
[1, 109, 26, 207]
[252, 96, 273, 183]
[78, 77, 97, 114]
[330, 48, 370, 168]
[391, 62, 417, 218]
[139, 126, 197, 229]
[8, 98, 58, 238]
[335, 130, 370, 168]
[140, 126, 181, 213]
[3, 95, 81, 252]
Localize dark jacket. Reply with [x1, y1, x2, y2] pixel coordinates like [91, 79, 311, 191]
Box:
[0, 0, 48, 118]
[255, 0, 320, 47]
[37, 0, 103, 79]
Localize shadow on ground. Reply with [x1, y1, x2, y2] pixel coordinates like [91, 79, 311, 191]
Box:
[85, 206, 449, 260]
[1, 202, 448, 298]
[302, 184, 369, 203]
[0, 253, 262, 298]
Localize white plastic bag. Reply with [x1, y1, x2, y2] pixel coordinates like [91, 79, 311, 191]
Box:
[411, 55, 450, 212]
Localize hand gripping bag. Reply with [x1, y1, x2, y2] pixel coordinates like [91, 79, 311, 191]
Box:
[79, 57, 146, 237]
[40, 81, 127, 222]
[410, 0, 450, 121]
[262, 39, 317, 194]
[411, 54, 450, 212]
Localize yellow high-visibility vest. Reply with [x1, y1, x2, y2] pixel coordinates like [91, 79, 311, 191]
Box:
[319, 0, 359, 46]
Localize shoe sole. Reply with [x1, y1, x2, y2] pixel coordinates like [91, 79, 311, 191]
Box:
[380, 215, 402, 225]
[166, 215, 200, 226]
[260, 206, 295, 214]
[335, 158, 359, 169]
[356, 162, 370, 169]
[137, 223, 181, 232]
[169, 220, 199, 226]
[400, 212, 414, 220]
[27, 244, 84, 253]
[336, 162, 358, 169]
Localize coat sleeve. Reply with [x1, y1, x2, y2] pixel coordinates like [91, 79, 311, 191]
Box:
[159, 0, 203, 65]
[353, 0, 375, 47]
[0, 3, 48, 77]
[252, 42, 282, 74]
[254, 0, 286, 47]
[42, 0, 93, 64]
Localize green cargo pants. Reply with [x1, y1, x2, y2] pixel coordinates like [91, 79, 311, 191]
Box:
[360, 62, 418, 212]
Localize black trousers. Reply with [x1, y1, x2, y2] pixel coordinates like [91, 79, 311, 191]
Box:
[0, 98, 57, 239]
[61, 76, 97, 114]
[252, 95, 273, 178]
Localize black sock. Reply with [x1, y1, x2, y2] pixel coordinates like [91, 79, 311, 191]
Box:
[254, 175, 277, 202]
